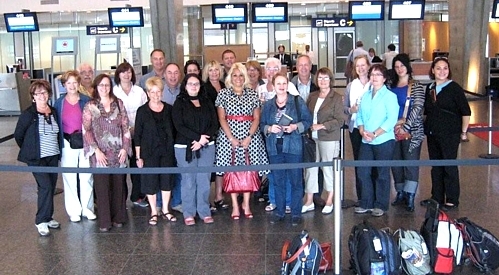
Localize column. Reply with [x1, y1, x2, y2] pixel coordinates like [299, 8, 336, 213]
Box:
[149, 0, 184, 66]
[401, 21, 423, 61]
[187, 6, 203, 64]
[448, 0, 492, 94]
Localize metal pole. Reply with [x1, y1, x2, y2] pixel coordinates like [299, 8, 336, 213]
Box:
[479, 88, 499, 159]
[333, 158, 342, 275]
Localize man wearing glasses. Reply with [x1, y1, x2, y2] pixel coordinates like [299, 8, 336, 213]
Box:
[77, 63, 94, 97]
[257, 57, 299, 102]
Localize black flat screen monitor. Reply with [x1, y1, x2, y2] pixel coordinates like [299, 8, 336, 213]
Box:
[211, 4, 248, 24]
[389, 0, 425, 20]
[108, 7, 144, 27]
[3, 12, 39, 32]
[349, 1, 385, 21]
[492, 0, 499, 19]
[252, 3, 288, 23]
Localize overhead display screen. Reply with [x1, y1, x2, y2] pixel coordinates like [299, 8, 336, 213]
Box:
[348, 1, 385, 21]
[3, 12, 39, 32]
[389, 0, 426, 20]
[108, 7, 144, 27]
[492, 0, 499, 19]
[252, 3, 288, 23]
[211, 4, 248, 24]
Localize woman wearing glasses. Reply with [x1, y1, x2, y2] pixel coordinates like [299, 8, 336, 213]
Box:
[389, 54, 425, 212]
[82, 74, 131, 232]
[173, 74, 219, 225]
[15, 80, 61, 236]
[302, 68, 345, 215]
[245, 60, 265, 90]
[355, 64, 399, 217]
[420, 57, 471, 211]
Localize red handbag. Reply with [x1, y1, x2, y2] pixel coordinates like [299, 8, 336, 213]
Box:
[223, 149, 260, 193]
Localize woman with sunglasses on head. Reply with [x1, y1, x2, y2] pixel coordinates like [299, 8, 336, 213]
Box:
[82, 74, 131, 232]
[173, 74, 219, 225]
[389, 54, 426, 212]
[54, 70, 95, 223]
[355, 64, 399, 217]
[15, 80, 61, 236]
[420, 57, 471, 212]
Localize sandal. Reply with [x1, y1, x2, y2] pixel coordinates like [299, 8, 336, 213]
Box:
[265, 203, 276, 212]
[184, 217, 195, 226]
[149, 215, 159, 226]
[161, 211, 177, 222]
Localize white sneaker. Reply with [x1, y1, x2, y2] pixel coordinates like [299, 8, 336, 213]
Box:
[301, 203, 315, 213]
[322, 205, 334, 215]
[70, 215, 81, 222]
[47, 220, 60, 229]
[35, 223, 50, 236]
[82, 210, 97, 220]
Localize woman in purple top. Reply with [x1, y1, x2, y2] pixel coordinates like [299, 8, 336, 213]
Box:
[83, 74, 131, 232]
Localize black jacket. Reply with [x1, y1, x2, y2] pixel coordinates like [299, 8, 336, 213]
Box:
[274, 53, 293, 70]
[203, 80, 225, 105]
[134, 102, 175, 162]
[14, 104, 61, 163]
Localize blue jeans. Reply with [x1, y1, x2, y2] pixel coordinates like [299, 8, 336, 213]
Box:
[157, 173, 182, 208]
[267, 172, 291, 207]
[358, 140, 395, 211]
[269, 151, 303, 218]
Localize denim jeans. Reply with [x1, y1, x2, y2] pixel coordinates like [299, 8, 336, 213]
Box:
[268, 149, 303, 218]
[267, 172, 291, 207]
[358, 140, 395, 211]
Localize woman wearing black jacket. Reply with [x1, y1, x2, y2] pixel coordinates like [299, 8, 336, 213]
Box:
[134, 76, 177, 225]
[14, 80, 61, 236]
[173, 73, 219, 225]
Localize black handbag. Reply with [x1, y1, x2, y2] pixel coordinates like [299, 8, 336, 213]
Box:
[69, 131, 83, 149]
[294, 96, 316, 163]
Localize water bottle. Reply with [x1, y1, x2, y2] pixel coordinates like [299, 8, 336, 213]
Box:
[402, 248, 424, 267]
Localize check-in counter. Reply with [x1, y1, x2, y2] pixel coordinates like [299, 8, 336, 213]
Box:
[0, 72, 32, 115]
[411, 61, 432, 85]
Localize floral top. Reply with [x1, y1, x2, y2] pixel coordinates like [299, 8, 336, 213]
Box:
[82, 98, 131, 168]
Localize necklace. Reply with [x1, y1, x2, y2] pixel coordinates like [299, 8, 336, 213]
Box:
[276, 96, 287, 105]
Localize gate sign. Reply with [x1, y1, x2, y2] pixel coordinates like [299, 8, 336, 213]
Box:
[312, 17, 355, 28]
[86, 25, 128, 35]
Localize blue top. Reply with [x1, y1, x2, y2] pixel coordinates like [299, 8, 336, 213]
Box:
[356, 85, 399, 145]
[391, 85, 411, 119]
[436, 80, 452, 94]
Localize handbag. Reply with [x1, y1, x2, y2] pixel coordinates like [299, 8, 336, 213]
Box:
[294, 96, 316, 162]
[223, 148, 260, 193]
[395, 81, 413, 141]
[69, 131, 83, 149]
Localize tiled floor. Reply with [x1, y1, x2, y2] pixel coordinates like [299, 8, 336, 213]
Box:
[0, 99, 498, 275]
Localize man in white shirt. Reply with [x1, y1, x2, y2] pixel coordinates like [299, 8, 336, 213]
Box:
[305, 45, 317, 74]
[382, 44, 398, 70]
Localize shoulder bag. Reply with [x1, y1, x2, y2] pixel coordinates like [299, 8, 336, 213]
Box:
[294, 96, 316, 163]
[395, 82, 413, 141]
[223, 148, 260, 193]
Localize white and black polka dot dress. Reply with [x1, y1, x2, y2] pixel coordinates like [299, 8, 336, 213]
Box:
[215, 87, 269, 176]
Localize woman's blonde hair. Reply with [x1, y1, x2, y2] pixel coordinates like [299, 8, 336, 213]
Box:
[202, 60, 223, 82]
[225, 63, 249, 89]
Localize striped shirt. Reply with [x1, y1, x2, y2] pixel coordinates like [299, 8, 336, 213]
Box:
[38, 113, 60, 158]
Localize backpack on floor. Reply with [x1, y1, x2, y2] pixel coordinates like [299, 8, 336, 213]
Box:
[349, 221, 401, 275]
[420, 199, 463, 274]
[455, 217, 499, 273]
[281, 230, 323, 275]
[394, 228, 432, 275]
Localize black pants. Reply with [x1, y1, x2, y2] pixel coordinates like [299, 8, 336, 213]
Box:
[349, 128, 378, 201]
[30, 155, 59, 225]
[94, 174, 127, 229]
[427, 133, 461, 205]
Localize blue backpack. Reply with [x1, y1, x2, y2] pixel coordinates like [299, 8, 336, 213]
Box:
[281, 230, 323, 275]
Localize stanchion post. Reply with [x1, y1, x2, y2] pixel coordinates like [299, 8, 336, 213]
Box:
[479, 86, 499, 159]
[333, 158, 342, 275]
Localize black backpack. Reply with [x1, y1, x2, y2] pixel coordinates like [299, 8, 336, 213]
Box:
[455, 217, 499, 273]
[281, 230, 323, 275]
[348, 221, 401, 275]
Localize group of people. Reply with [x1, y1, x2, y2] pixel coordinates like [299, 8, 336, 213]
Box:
[14, 46, 471, 236]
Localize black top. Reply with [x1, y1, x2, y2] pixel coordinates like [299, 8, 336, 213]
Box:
[134, 101, 175, 161]
[371, 56, 382, 63]
[424, 81, 471, 136]
[172, 92, 219, 162]
[14, 104, 61, 163]
[203, 80, 225, 105]
[274, 53, 293, 70]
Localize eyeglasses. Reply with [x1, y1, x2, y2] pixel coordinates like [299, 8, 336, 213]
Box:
[34, 91, 48, 96]
[370, 73, 384, 78]
[187, 82, 200, 87]
[317, 76, 330, 81]
[98, 84, 111, 88]
[266, 67, 280, 72]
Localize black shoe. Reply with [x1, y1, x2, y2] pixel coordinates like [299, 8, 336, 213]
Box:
[291, 217, 302, 226]
[441, 203, 458, 212]
[213, 200, 229, 210]
[270, 215, 284, 224]
[420, 199, 433, 206]
[391, 191, 406, 206]
[406, 193, 415, 212]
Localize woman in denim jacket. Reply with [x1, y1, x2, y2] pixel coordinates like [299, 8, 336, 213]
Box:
[260, 73, 312, 226]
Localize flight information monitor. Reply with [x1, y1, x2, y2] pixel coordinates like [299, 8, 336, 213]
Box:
[492, 0, 499, 19]
[211, 4, 248, 24]
[349, 1, 385, 21]
[389, 0, 425, 20]
[252, 3, 288, 23]
[4, 12, 39, 32]
[108, 7, 144, 27]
